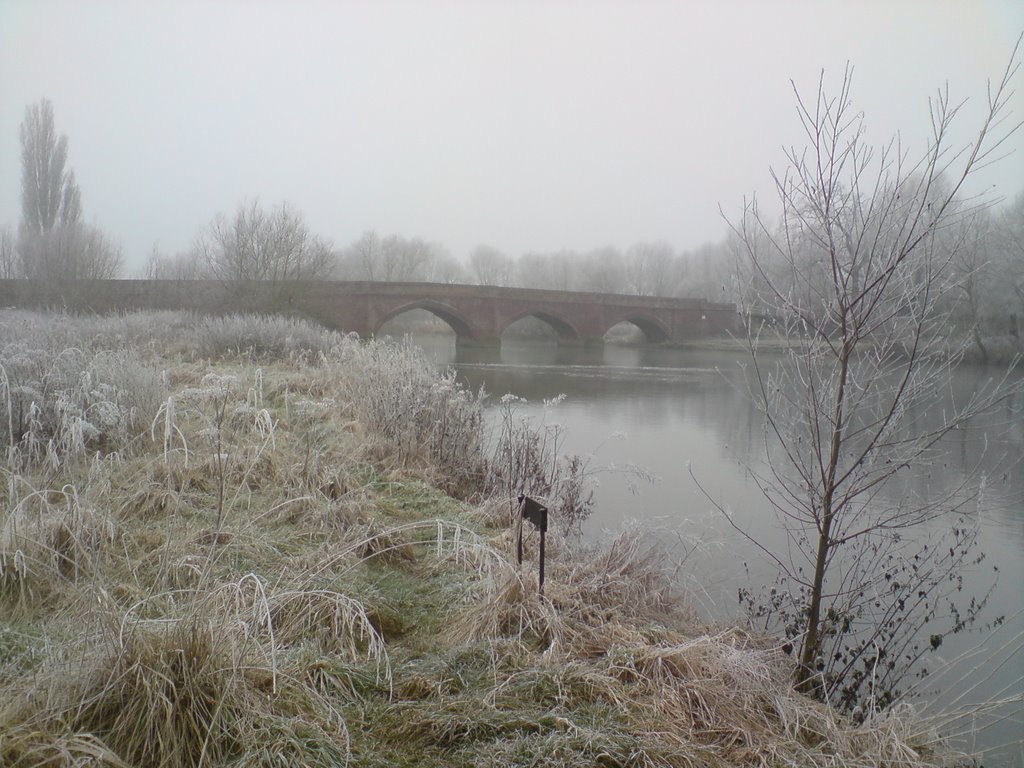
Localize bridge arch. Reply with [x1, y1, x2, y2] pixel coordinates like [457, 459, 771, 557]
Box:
[500, 310, 580, 342]
[374, 300, 477, 340]
[605, 314, 671, 344]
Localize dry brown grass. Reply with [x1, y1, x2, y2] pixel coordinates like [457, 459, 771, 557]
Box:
[1, 485, 117, 609]
[1, 574, 375, 768]
[438, 521, 953, 767]
[0, 310, 964, 768]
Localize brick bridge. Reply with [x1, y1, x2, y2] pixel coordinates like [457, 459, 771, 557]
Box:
[0, 279, 736, 347]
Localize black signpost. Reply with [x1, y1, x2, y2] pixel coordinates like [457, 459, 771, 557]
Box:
[517, 494, 548, 596]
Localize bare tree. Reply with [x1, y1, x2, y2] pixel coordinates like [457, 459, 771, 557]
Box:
[625, 241, 674, 295]
[992, 191, 1024, 345]
[196, 200, 335, 282]
[469, 244, 515, 286]
[515, 251, 576, 290]
[18, 222, 121, 280]
[340, 230, 383, 280]
[142, 244, 204, 280]
[337, 230, 437, 282]
[424, 251, 465, 284]
[379, 235, 433, 281]
[671, 239, 737, 301]
[19, 99, 81, 238]
[16, 99, 121, 279]
[722, 57, 1022, 712]
[944, 210, 997, 362]
[579, 247, 625, 293]
[0, 228, 17, 279]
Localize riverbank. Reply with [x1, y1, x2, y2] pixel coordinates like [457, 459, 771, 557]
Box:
[662, 332, 1023, 366]
[0, 310, 958, 767]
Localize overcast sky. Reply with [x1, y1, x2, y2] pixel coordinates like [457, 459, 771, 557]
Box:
[1, 0, 1022, 274]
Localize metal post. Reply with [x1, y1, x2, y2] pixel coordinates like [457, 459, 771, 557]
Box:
[538, 527, 545, 597]
[518, 494, 548, 599]
[516, 494, 525, 565]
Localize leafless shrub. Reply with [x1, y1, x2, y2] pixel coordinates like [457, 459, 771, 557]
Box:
[721, 50, 1023, 713]
[486, 394, 594, 533]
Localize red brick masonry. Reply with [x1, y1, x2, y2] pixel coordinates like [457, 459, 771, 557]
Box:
[0, 279, 737, 347]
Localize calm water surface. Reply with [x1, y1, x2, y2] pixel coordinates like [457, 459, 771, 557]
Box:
[409, 336, 1023, 764]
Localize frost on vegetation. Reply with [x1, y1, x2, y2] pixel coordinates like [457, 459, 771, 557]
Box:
[331, 338, 600, 526]
[334, 339, 488, 497]
[487, 393, 595, 532]
[290, 397, 336, 420]
[0, 309, 971, 768]
[0, 309, 354, 468]
[1, 341, 164, 465]
[0, 307, 347, 361]
[177, 372, 241, 405]
[189, 314, 346, 359]
[2, 577, 365, 768]
[1, 483, 117, 599]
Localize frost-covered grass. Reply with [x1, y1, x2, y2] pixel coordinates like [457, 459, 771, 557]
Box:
[0, 309, 959, 767]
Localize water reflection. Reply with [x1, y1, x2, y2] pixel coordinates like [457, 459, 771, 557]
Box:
[400, 335, 1024, 764]
[442, 340, 1024, 546]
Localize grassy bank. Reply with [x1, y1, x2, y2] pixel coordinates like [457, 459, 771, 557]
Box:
[0, 310, 955, 767]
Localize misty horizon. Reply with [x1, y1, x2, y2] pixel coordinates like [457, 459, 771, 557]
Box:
[2, 1, 1023, 273]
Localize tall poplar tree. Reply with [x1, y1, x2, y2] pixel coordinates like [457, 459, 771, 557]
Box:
[16, 99, 120, 279]
[19, 99, 81, 238]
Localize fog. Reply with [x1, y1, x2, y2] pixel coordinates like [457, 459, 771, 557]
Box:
[1, 0, 1022, 272]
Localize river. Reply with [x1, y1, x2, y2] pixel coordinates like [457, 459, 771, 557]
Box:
[406, 335, 1023, 765]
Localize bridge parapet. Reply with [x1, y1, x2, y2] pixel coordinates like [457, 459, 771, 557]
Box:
[0, 279, 736, 346]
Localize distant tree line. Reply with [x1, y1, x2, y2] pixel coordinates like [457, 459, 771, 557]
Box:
[4, 97, 1022, 358]
[737, 188, 1024, 362]
[143, 210, 739, 302]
